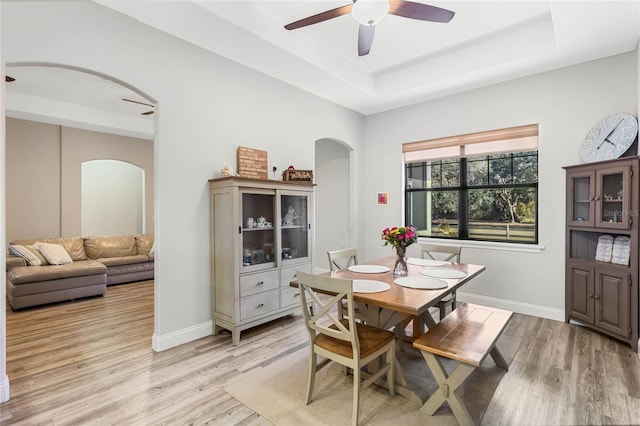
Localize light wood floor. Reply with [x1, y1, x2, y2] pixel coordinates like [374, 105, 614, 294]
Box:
[2, 281, 640, 425]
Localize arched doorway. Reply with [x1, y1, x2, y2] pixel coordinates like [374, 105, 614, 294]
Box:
[314, 138, 354, 271]
[82, 159, 146, 236]
[1, 64, 156, 403]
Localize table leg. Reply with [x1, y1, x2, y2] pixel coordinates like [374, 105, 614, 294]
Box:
[422, 309, 437, 329]
[356, 302, 422, 403]
[412, 315, 425, 339]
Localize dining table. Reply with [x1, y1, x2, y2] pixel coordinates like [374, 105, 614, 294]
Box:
[294, 255, 486, 403]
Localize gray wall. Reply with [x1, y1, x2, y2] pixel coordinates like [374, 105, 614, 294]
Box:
[1, 0, 365, 352]
[5, 118, 154, 242]
[359, 52, 638, 319]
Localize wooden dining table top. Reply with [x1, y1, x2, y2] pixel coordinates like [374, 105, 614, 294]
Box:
[314, 256, 486, 317]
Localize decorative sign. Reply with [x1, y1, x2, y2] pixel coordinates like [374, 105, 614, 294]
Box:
[237, 146, 268, 179]
[282, 169, 313, 182]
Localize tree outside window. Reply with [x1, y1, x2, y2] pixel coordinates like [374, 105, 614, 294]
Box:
[405, 151, 538, 244]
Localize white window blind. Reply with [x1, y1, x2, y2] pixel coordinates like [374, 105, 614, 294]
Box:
[403, 124, 539, 163]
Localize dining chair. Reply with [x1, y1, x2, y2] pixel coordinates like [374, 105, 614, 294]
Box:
[297, 271, 396, 426]
[421, 243, 462, 320]
[327, 248, 364, 322]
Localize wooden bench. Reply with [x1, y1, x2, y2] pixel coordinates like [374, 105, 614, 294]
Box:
[412, 303, 513, 426]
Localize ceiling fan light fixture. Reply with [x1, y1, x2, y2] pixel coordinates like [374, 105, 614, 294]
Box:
[351, 0, 389, 26]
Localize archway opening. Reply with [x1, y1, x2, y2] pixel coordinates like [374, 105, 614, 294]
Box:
[2, 64, 157, 403]
[82, 159, 145, 236]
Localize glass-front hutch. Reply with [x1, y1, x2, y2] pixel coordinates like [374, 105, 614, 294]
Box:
[209, 177, 314, 345]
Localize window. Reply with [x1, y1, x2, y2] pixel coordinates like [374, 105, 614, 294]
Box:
[403, 124, 539, 244]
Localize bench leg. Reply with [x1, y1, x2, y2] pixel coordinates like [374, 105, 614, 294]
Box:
[489, 345, 509, 369]
[420, 351, 476, 426]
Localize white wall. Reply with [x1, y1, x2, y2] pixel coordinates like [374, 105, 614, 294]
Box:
[0, 0, 365, 354]
[359, 52, 638, 319]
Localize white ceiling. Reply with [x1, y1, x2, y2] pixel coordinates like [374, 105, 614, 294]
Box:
[5, 0, 640, 127]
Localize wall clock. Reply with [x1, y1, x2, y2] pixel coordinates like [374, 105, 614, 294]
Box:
[580, 113, 639, 163]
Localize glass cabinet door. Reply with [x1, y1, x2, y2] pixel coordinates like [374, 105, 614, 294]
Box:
[595, 166, 630, 229]
[241, 191, 276, 270]
[568, 171, 594, 227]
[280, 193, 310, 263]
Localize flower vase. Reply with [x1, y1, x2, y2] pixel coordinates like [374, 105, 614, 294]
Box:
[393, 246, 408, 277]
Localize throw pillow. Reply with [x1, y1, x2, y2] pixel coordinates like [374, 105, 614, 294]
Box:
[9, 244, 49, 266]
[34, 242, 73, 265]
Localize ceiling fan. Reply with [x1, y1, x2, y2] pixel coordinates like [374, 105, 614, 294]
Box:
[284, 0, 455, 56]
[122, 98, 154, 115]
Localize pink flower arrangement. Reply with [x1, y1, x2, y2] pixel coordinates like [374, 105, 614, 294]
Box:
[381, 226, 418, 249]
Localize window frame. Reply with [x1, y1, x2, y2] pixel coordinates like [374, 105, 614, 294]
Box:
[403, 125, 539, 245]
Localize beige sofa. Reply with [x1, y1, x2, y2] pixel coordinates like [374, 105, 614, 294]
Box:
[6, 234, 154, 310]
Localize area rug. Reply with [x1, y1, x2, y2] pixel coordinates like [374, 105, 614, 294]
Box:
[224, 336, 520, 426]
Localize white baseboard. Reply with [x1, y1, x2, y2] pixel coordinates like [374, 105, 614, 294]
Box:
[152, 320, 213, 352]
[147, 293, 565, 352]
[457, 291, 565, 322]
[0, 374, 9, 403]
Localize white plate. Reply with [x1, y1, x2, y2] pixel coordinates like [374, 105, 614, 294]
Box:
[348, 265, 390, 274]
[353, 279, 391, 293]
[394, 277, 448, 290]
[419, 268, 468, 279]
[406, 258, 450, 267]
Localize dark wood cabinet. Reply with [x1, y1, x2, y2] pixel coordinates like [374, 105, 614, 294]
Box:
[564, 157, 638, 351]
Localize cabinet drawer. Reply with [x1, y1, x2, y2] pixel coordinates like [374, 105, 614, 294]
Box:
[240, 270, 279, 297]
[281, 286, 303, 308]
[240, 290, 279, 320]
[280, 263, 311, 287]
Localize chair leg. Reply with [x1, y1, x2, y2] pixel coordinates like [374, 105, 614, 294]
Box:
[451, 291, 457, 311]
[305, 349, 316, 405]
[387, 345, 396, 396]
[352, 365, 361, 426]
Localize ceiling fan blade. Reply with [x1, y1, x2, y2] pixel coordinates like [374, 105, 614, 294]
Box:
[284, 4, 352, 30]
[122, 98, 154, 108]
[358, 24, 375, 57]
[389, 0, 455, 23]
[5, 75, 15, 82]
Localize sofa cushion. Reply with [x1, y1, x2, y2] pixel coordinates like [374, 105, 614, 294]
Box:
[8, 260, 107, 284]
[34, 242, 73, 265]
[46, 237, 87, 261]
[9, 244, 49, 266]
[135, 234, 154, 255]
[10, 237, 87, 261]
[95, 254, 151, 267]
[85, 235, 137, 259]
